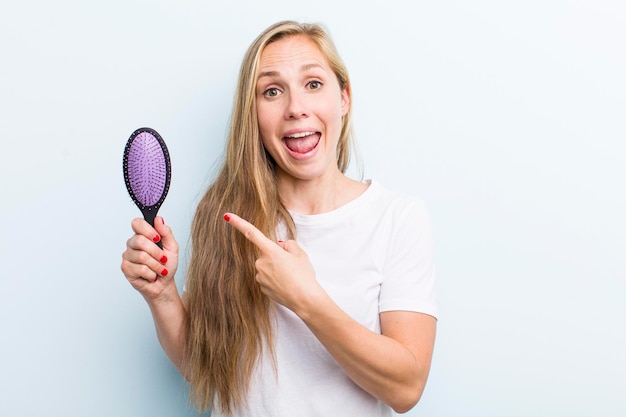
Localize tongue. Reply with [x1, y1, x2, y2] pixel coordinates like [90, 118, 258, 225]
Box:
[284, 134, 319, 154]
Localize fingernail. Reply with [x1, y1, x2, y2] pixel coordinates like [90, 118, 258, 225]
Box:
[161, 217, 165, 225]
[223, 214, 231, 222]
[160, 255, 168, 264]
[161, 268, 168, 276]
[153, 234, 161, 243]
[277, 240, 284, 243]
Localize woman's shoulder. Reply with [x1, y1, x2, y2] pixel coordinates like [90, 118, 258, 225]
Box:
[367, 180, 428, 211]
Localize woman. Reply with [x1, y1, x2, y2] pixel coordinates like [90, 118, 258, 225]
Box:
[121, 20, 437, 416]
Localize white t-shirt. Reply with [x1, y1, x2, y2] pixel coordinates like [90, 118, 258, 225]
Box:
[215, 180, 437, 417]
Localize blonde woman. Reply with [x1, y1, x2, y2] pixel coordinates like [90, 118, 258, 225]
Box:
[121, 20, 437, 417]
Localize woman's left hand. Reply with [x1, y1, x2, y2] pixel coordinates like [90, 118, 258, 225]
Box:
[223, 212, 324, 312]
[223, 212, 435, 413]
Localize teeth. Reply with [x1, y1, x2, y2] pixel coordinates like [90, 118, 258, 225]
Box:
[287, 131, 316, 139]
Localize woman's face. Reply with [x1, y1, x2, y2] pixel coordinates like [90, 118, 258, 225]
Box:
[255, 35, 350, 184]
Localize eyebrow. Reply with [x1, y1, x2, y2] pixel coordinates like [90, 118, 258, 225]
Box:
[257, 63, 325, 80]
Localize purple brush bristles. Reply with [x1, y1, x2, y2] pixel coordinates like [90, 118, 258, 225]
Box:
[127, 131, 168, 207]
[123, 127, 171, 236]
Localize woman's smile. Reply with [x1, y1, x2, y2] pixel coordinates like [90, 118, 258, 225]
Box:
[283, 131, 321, 159]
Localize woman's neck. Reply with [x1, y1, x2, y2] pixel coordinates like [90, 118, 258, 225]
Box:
[276, 170, 368, 215]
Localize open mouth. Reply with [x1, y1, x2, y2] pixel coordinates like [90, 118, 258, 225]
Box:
[283, 131, 321, 154]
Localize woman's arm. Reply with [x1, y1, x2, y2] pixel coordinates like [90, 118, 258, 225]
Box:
[296, 293, 436, 413]
[224, 212, 436, 412]
[121, 217, 188, 373]
[145, 284, 188, 373]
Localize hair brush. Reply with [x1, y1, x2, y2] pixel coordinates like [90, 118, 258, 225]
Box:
[123, 127, 171, 248]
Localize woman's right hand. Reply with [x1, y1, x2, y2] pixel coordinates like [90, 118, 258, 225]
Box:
[121, 216, 180, 303]
[121, 216, 187, 371]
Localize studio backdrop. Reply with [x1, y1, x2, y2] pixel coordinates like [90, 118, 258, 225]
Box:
[1, 1, 624, 416]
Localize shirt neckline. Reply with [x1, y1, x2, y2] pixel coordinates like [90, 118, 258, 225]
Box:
[288, 179, 377, 228]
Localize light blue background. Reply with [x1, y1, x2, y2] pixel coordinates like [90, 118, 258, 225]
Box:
[1, 1, 624, 416]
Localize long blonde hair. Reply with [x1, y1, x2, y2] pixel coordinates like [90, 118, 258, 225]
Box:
[184, 20, 355, 415]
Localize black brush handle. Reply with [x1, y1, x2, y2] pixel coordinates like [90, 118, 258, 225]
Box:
[142, 208, 163, 249]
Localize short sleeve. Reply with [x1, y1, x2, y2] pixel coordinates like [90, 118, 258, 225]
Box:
[378, 199, 437, 318]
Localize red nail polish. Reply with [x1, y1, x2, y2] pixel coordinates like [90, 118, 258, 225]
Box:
[160, 255, 168, 264]
[161, 268, 168, 276]
[153, 234, 161, 243]
[223, 214, 231, 222]
[161, 217, 165, 224]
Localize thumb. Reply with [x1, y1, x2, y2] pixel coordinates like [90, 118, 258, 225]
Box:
[154, 216, 179, 254]
[281, 239, 304, 256]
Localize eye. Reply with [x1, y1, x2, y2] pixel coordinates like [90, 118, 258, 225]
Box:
[263, 87, 281, 98]
[307, 80, 323, 90]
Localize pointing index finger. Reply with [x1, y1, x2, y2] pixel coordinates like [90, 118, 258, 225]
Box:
[224, 213, 275, 253]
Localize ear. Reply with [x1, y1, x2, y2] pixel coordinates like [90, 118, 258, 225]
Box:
[340, 85, 351, 116]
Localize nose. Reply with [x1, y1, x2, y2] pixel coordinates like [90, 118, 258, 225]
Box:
[285, 89, 309, 119]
